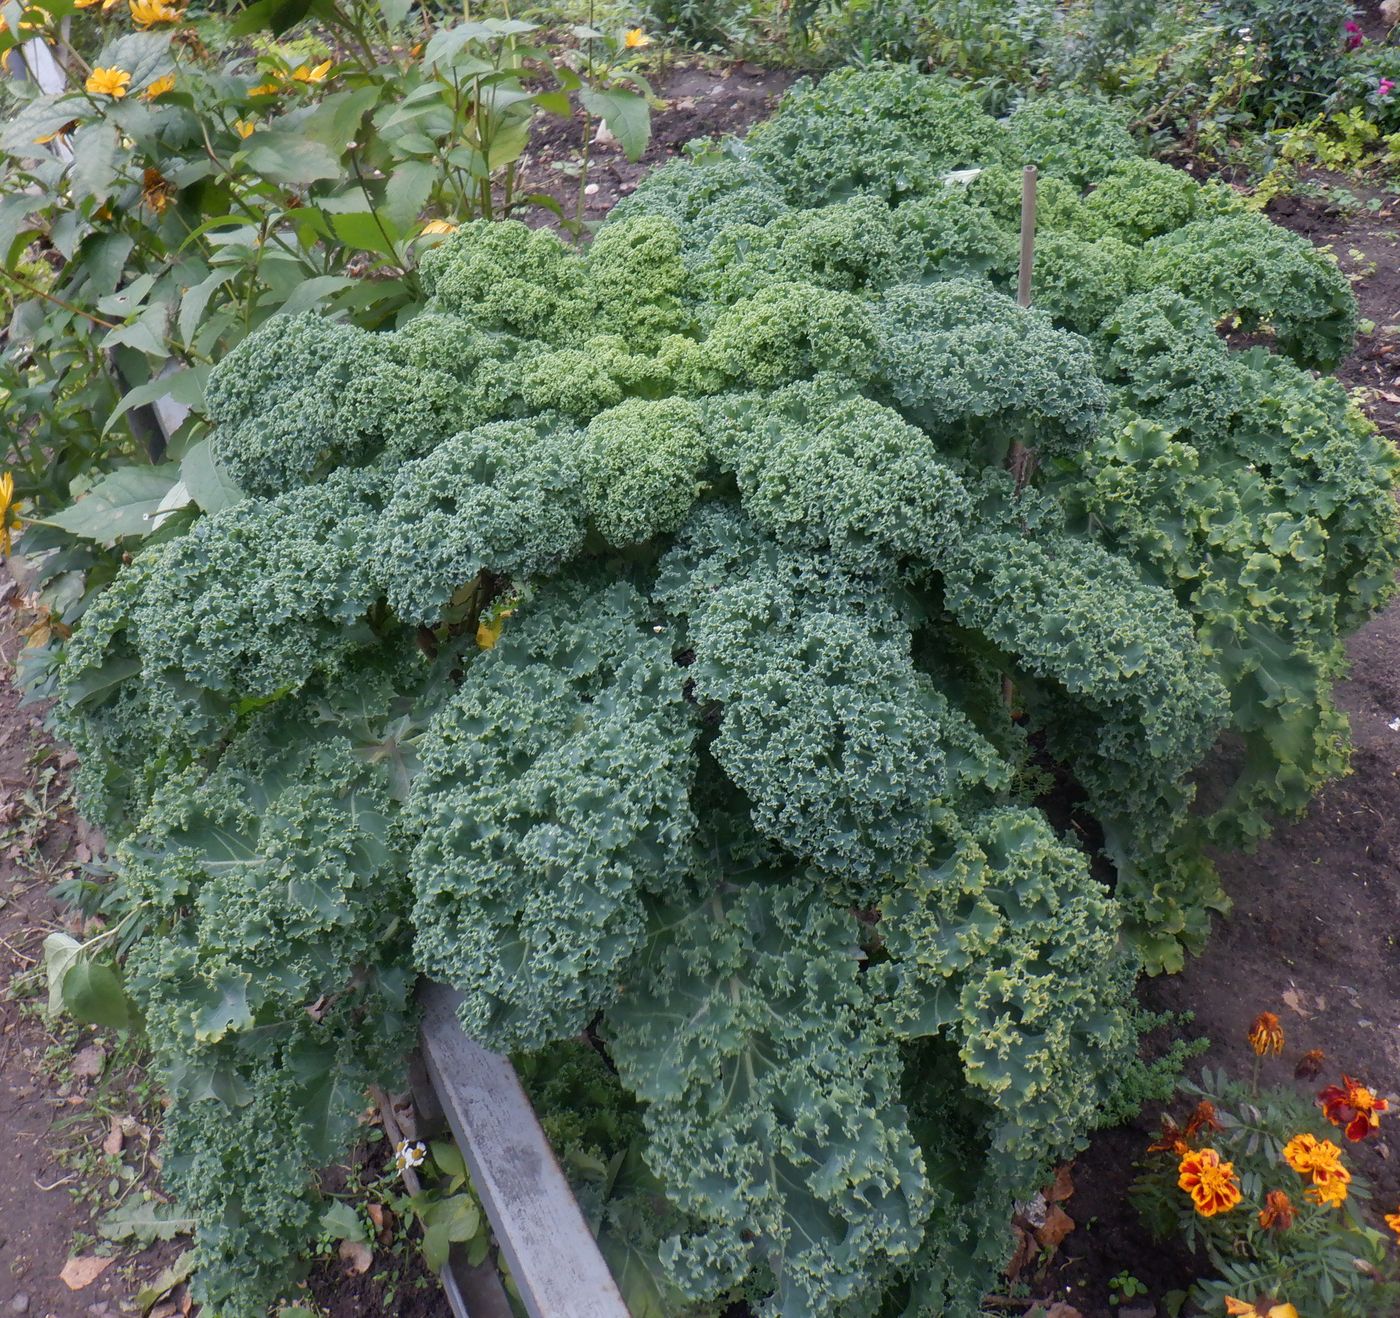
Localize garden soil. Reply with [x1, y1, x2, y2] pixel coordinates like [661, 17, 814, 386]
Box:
[1, 69, 1398, 1318]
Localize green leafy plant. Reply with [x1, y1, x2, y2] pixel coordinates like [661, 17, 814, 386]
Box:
[25, 73, 1400, 1317]
[0, 0, 654, 518]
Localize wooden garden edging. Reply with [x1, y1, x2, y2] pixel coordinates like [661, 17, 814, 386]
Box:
[414, 982, 630, 1318]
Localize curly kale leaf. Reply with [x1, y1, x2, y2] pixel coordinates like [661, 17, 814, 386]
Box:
[605, 877, 930, 1317]
[1138, 212, 1358, 371]
[881, 807, 1136, 1179]
[407, 577, 697, 1052]
[871, 280, 1108, 463]
[724, 383, 972, 575]
[1095, 289, 1242, 441]
[1004, 93, 1139, 189]
[376, 418, 586, 623]
[747, 68, 1003, 206]
[581, 397, 710, 547]
[206, 312, 468, 492]
[604, 154, 792, 258]
[658, 505, 1007, 882]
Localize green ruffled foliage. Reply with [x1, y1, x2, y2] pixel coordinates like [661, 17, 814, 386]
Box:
[38, 71, 1399, 1318]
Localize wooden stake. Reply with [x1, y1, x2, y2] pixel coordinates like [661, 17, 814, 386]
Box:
[1017, 164, 1037, 310]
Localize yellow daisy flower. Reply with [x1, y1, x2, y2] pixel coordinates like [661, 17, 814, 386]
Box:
[85, 66, 132, 98]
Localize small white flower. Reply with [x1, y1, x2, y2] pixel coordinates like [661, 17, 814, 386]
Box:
[395, 1138, 427, 1172]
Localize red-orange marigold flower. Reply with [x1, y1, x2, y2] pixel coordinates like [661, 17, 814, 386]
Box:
[1185, 1100, 1224, 1140]
[1257, 1189, 1296, 1232]
[1319, 1074, 1389, 1142]
[1295, 1048, 1326, 1080]
[1248, 1012, 1284, 1057]
[1148, 1116, 1189, 1156]
[1177, 1147, 1242, 1217]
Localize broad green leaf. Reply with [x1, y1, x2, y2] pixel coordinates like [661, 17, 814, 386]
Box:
[180, 438, 245, 514]
[41, 932, 82, 1019]
[43, 463, 182, 545]
[381, 158, 436, 235]
[79, 232, 135, 299]
[98, 1199, 195, 1244]
[0, 93, 82, 156]
[67, 121, 123, 205]
[274, 273, 360, 318]
[178, 267, 238, 347]
[328, 210, 400, 259]
[579, 87, 650, 162]
[104, 365, 207, 435]
[192, 968, 252, 1043]
[61, 957, 130, 1030]
[319, 1200, 366, 1243]
[378, 0, 412, 26]
[94, 31, 172, 90]
[242, 133, 341, 186]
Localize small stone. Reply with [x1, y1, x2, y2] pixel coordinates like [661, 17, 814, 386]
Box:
[9, 1296, 30, 1314]
[1119, 1308, 1156, 1318]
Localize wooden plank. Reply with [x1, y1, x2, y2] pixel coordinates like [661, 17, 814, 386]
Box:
[418, 982, 628, 1318]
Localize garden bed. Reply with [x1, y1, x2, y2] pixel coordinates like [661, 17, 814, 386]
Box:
[2, 38, 1399, 1318]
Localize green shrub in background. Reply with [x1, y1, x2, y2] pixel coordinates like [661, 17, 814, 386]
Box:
[22, 70, 1400, 1318]
[0, 0, 653, 517]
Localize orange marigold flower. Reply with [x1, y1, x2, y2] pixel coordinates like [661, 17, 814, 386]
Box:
[1319, 1074, 1389, 1142]
[1384, 1210, 1400, 1240]
[1185, 1101, 1224, 1140]
[1248, 1012, 1284, 1057]
[1257, 1189, 1296, 1232]
[1295, 1048, 1326, 1080]
[1282, 1131, 1346, 1180]
[1305, 1172, 1349, 1209]
[1177, 1147, 1242, 1217]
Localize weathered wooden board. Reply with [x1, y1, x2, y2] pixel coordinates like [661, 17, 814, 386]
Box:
[418, 982, 629, 1318]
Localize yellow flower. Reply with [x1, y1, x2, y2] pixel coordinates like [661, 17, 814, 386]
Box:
[233, 118, 255, 139]
[291, 59, 332, 84]
[76, 0, 123, 9]
[0, 472, 23, 558]
[85, 66, 132, 98]
[141, 72, 175, 100]
[0, 5, 51, 34]
[419, 219, 457, 236]
[624, 27, 650, 47]
[248, 81, 280, 97]
[1224, 1300, 1299, 1318]
[1384, 1209, 1400, 1240]
[128, 0, 183, 26]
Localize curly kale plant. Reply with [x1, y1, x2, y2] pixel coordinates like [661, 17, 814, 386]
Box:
[41, 73, 1399, 1318]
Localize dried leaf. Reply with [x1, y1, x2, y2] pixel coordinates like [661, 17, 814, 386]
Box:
[1045, 1305, 1084, 1318]
[71, 1044, 107, 1078]
[1281, 987, 1312, 1020]
[60, 1255, 115, 1289]
[1004, 1222, 1036, 1283]
[338, 1239, 373, 1275]
[1047, 1164, 1074, 1203]
[366, 1202, 386, 1231]
[1034, 1204, 1075, 1254]
[102, 1116, 125, 1157]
